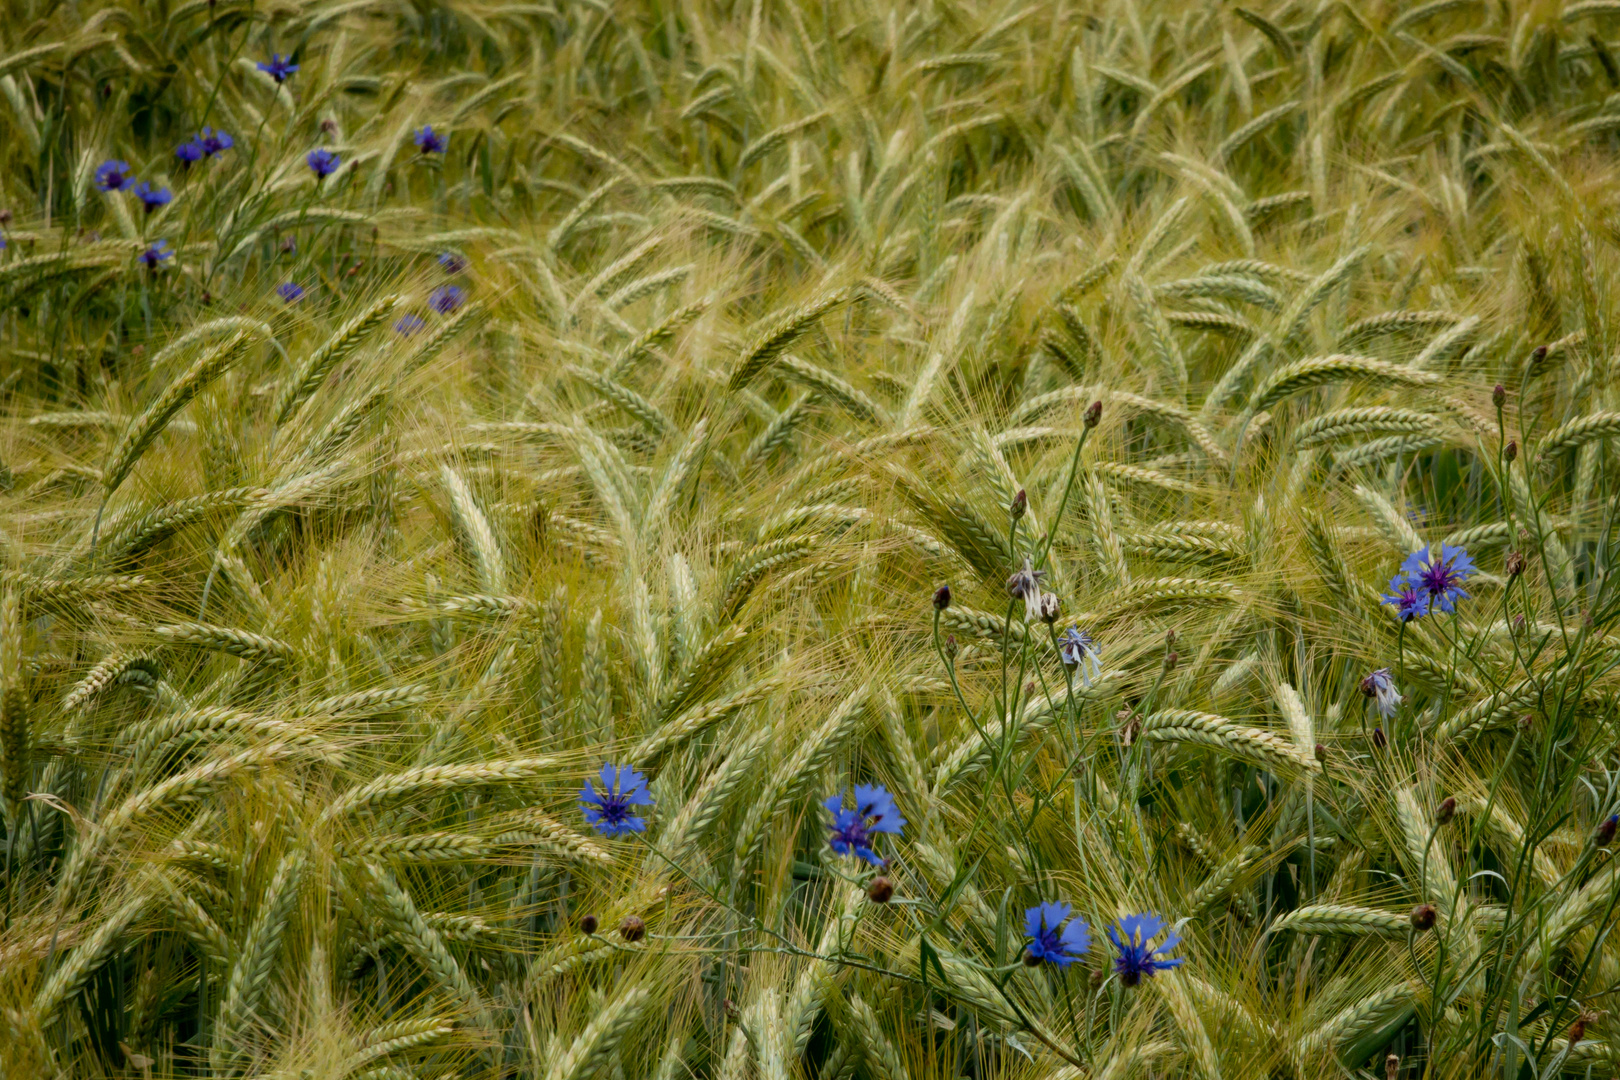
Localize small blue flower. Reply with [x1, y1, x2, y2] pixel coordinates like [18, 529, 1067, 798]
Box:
[257, 53, 299, 83]
[176, 139, 205, 164]
[1059, 627, 1101, 687]
[140, 240, 172, 269]
[1402, 545, 1477, 614]
[1361, 668, 1400, 720]
[825, 784, 905, 866]
[199, 128, 234, 156]
[95, 160, 134, 192]
[580, 764, 654, 836]
[438, 251, 467, 273]
[414, 125, 448, 154]
[394, 313, 427, 336]
[134, 182, 172, 212]
[1108, 912, 1184, 986]
[307, 148, 341, 179]
[1381, 575, 1430, 622]
[277, 281, 306, 303]
[1024, 902, 1090, 967]
[429, 285, 464, 314]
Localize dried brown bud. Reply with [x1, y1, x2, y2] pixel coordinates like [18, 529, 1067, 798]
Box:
[1597, 814, 1618, 848]
[1436, 796, 1456, 826]
[1163, 650, 1179, 673]
[1410, 903, 1437, 932]
[1506, 550, 1526, 578]
[1083, 400, 1103, 429]
[1504, 440, 1517, 463]
[0, 208, 11, 225]
[1037, 592, 1061, 624]
[1314, 743, 1328, 764]
[130, 344, 145, 357]
[1371, 727, 1387, 750]
[1011, 489, 1027, 520]
[321, 118, 338, 135]
[1531, 344, 1549, 366]
[944, 634, 958, 659]
[1386, 1053, 1400, 1080]
[1513, 613, 1526, 636]
[1517, 712, 1534, 733]
[1118, 711, 1141, 748]
[579, 914, 598, 935]
[1570, 1012, 1596, 1048]
[1492, 383, 1506, 408]
[1165, 628, 1177, 646]
[280, 236, 296, 254]
[933, 584, 952, 611]
[618, 914, 646, 942]
[866, 876, 894, 904]
[1088, 966, 1106, 988]
[201, 291, 212, 305]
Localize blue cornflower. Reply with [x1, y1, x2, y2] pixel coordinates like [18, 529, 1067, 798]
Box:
[176, 139, 205, 164]
[429, 285, 464, 314]
[580, 763, 654, 836]
[277, 282, 306, 303]
[1059, 627, 1101, 687]
[414, 125, 448, 154]
[95, 160, 134, 192]
[439, 251, 467, 273]
[825, 784, 905, 866]
[1381, 574, 1430, 622]
[307, 148, 341, 179]
[257, 53, 299, 83]
[1361, 668, 1400, 720]
[1402, 544, 1477, 614]
[199, 128, 234, 156]
[140, 240, 172, 269]
[134, 182, 172, 212]
[1024, 902, 1090, 967]
[394, 313, 427, 336]
[1108, 913, 1185, 986]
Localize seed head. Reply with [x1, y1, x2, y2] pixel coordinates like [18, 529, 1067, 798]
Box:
[1504, 440, 1517, 463]
[933, 584, 952, 611]
[619, 914, 646, 942]
[1385, 1053, 1400, 1080]
[1492, 383, 1506, 408]
[1037, 592, 1061, 624]
[579, 914, 598, 935]
[867, 876, 894, 904]
[1083, 400, 1103, 428]
[1011, 489, 1027, 520]
[1436, 796, 1456, 825]
[1410, 903, 1436, 932]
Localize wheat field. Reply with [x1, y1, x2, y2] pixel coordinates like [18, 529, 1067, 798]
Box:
[3, 0, 1620, 1076]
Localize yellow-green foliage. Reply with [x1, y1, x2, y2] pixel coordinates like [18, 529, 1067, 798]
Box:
[4, 0, 1620, 1077]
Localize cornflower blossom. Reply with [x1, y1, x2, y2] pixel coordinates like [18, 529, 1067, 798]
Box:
[1024, 902, 1090, 967]
[134, 182, 172, 212]
[1108, 912, 1185, 985]
[1361, 668, 1400, 720]
[140, 240, 172, 269]
[394, 314, 426, 336]
[198, 128, 234, 156]
[277, 282, 306, 303]
[1381, 574, 1429, 622]
[1402, 544, 1477, 614]
[414, 126, 448, 154]
[429, 285, 464, 313]
[825, 784, 905, 866]
[580, 764, 654, 836]
[1059, 627, 1101, 687]
[95, 160, 133, 192]
[307, 149, 341, 179]
[439, 251, 467, 273]
[1006, 556, 1048, 620]
[176, 139, 205, 164]
[258, 54, 299, 82]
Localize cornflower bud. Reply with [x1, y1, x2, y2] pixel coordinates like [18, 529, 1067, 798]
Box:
[1314, 743, 1328, 764]
[1084, 400, 1103, 428]
[1596, 814, 1618, 847]
[619, 915, 646, 942]
[1163, 650, 1178, 673]
[944, 635, 958, 659]
[933, 584, 952, 611]
[1088, 967, 1105, 989]
[1492, 383, 1506, 408]
[867, 876, 894, 903]
[1504, 440, 1517, 463]
[1011, 489, 1027, 520]
[1531, 344, 1549, 366]
[1513, 614, 1526, 636]
[1506, 551, 1526, 578]
[1371, 727, 1387, 750]
[1037, 592, 1061, 624]
[579, 914, 599, 935]
[1410, 903, 1436, 932]
[1436, 796, 1456, 826]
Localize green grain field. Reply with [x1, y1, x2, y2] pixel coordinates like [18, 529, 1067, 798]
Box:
[4, 1, 1620, 1076]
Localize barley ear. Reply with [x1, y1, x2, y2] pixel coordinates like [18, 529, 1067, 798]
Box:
[0, 587, 28, 820]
